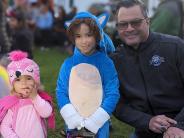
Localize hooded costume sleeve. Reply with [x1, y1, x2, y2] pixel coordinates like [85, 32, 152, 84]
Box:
[0, 110, 19, 138]
[56, 58, 83, 129]
[56, 59, 71, 109]
[32, 94, 52, 118]
[0, 96, 19, 138]
[100, 57, 120, 115]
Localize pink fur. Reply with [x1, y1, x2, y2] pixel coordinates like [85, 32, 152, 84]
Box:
[8, 51, 28, 61]
[7, 50, 40, 84]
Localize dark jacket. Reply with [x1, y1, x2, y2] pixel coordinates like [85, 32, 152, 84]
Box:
[0, 1, 11, 55]
[110, 32, 184, 138]
[10, 28, 33, 59]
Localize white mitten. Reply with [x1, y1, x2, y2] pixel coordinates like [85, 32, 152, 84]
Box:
[60, 104, 83, 129]
[84, 107, 110, 134]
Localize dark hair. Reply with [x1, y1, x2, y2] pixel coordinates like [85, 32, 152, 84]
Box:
[116, 0, 148, 18]
[59, 6, 66, 18]
[7, 7, 26, 26]
[67, 18, 101, 44]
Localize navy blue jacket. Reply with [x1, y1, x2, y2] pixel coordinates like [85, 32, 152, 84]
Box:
[111, 32, 184, 138]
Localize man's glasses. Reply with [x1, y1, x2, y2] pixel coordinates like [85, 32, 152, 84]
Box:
[116, 18, 146, 30]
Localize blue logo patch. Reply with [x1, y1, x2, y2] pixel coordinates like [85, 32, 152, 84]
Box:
[150, 55, 165, 66]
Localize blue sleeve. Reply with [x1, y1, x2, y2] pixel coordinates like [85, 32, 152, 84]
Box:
[100, 58, 120, 115]
[46, 12, 53, 28]
[56, 60, 70, 110]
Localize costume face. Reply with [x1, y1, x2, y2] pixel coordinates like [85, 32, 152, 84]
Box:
[75, 23, 97, 55]
[13, 75, 35, 98]
[117, 5, 150, 48]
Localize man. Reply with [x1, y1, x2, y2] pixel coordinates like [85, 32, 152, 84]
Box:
[151, 0, 183, 38]
[110, 0, 184, 137]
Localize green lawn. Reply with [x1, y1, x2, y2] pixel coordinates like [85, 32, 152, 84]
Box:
[34, 47, 134, 138]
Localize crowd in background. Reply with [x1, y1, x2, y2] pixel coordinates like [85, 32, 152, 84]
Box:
[1, 0, 184, 57]
[0, 0, 78, 100]
[1, 0, 78, 58]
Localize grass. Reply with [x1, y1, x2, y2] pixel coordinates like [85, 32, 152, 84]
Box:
[34, 47, 134, 138]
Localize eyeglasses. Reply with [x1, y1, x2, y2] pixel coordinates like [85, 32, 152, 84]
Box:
[116, 18, 146, 30]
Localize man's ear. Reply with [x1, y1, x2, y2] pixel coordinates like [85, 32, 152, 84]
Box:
[146, 18, 150, 25]
[97, 12, 109, 28]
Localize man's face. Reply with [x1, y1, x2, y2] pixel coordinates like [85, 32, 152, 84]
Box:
[116, 5, 150, 48]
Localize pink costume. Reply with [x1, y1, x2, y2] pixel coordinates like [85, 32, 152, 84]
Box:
[0, 51, 55, 138]
[0, 91, 54, 138]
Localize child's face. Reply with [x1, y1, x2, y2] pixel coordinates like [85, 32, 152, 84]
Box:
[13, 75, 36, 98]
[75, 23, 97, 55]
[8, 17, 18, 29]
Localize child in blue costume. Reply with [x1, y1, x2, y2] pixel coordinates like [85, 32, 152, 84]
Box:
[56, 11, 120, 138]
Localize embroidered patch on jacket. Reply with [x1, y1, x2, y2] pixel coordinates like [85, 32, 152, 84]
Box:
[149, 55, 165, 66]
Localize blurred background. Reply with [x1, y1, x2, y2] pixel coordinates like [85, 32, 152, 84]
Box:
[0, 0, 183, 54]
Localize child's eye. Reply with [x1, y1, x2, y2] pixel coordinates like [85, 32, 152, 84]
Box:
[27, 77, 32, 80]
[75, 34, 81, 38]
[75, 35, 81, 38]
[87, 33, 93, 37]
[15, 78, 20, 81]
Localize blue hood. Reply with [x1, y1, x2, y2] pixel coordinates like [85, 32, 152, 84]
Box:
[65, 11, 115, 54]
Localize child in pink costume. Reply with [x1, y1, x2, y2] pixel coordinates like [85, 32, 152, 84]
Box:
[0, 50, 55, 138]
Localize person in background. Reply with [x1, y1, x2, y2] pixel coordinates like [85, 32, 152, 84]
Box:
[0, 0, 11, 55]
[52, 6, 69, 47]
[0, 65, 10, 98]
[34, 4, 53, 48]
[151, 0, 183, 38]
[27, 0, 40, 31]
[0, 50, 55, 138]
[38, 0, 54, 14]
[110, 0, 184, 138]
[56, 11, 119, 138]
[0, 54, 11, 98]
[7, 7, 34, 59]
[66, 6, 77, 21]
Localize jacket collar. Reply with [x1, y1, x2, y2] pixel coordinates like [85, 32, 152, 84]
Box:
[123, 31, 156, 52]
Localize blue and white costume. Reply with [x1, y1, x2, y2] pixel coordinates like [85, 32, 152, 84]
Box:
[56, 12, 119, 138]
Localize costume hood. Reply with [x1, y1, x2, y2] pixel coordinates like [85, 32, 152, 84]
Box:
[65, 12, 115, 53]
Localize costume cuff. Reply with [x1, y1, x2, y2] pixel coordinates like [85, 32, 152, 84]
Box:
[60, 104, 83, 129]
[84, 107, 110, 134]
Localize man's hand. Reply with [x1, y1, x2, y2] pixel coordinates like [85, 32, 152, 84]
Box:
[149, 115, 177, 133]
[163, 127, 184, 138]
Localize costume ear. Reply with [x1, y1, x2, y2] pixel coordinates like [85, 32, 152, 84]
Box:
[97, 12, 109, 28]
[65, 21, 72, 28]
